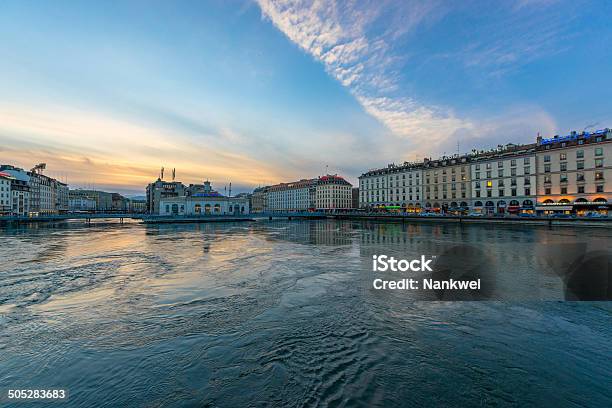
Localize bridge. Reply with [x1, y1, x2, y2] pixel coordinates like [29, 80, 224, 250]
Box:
[0, 213, 145, 224]
[0, 211, 330, 225]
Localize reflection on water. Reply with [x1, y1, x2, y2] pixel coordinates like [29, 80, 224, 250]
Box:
[0, 220, 610, 407]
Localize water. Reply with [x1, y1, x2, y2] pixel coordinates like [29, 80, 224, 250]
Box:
[0, 220, 610, 407]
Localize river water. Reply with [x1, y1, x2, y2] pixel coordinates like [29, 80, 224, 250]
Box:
[0, 220, 610, 407]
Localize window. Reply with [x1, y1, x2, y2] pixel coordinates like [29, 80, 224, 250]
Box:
[560, 162, 567, 171]
[475, 172, 480, 179]
[576, 150, 584, 158]
[577, 161, 584, 170]
[487, 190, 492, 197]
[577, 186, 584, 194]
[544, 155, 551, 162]
[510, 168, 516, 176]
[524, 178, 530, 185]
[545, 187, 551, 195]
[475, 191, 480, 198]
[525, 188, 531, 196]
[560, 153, 566, 161]
[498, 161, 503, 168]
[560, 187, 567, 194]
[524, 166, 530, 174]
[486, 163, 492, 169]
[595, 147, 603, 156]
[524, 157, 529, 164]
[475, 164, 480, 170]
[544, 164, 551, 173]
[577, 172, 585, 181]
[498, 189, 504, 197]
[498, 170, 503, 177]
[560, 174, 568, 183]
[544, 175, 551, 184]
[511, 159, 516, 166]
[595, 171, 604, 181]
[486, 181, 492, 188]
[511, 189, 517, 197]
[595, 158, 603, 168]
[596, 185, 604, 193]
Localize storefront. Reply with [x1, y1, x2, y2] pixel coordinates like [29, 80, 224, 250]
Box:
[572, 199, 610, 216]
[535, 203, 573, 215]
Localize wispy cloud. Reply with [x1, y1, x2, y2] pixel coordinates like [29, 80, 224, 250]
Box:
[257, 0, 473, 151]
[256, 0, 570, 154]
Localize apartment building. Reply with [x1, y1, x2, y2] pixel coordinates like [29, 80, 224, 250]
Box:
[315, 175, 352, 210]
[267, 179, 316, 212]
[251, 186, 269, 213]
[359, 163, 422, 211]
[535, 129, 611, 215]
[470, 144, 537, 214]
[0, 173, 12, 215]
[422, 156, 471, 213]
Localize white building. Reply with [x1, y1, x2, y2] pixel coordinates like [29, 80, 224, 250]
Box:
[69, 197, 97, 212]
[315, 175, 352, 211]
[267, 179, 316, 212]
[469, 144, 537, 215]
[158, 181, 249, 215]
[0, 172, 12, 215]
[359, 163, 423, 211]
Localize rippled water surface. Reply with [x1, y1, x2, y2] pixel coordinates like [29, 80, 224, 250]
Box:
[0, 220, 610, 407]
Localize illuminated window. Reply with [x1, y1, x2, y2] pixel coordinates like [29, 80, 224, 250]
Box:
[486, 181, 493, 188]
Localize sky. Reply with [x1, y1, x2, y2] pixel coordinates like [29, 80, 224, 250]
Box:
[1, 0, 611, 196]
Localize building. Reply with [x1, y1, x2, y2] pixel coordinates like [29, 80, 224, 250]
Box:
[0, 172, 13, 215]
[251, 186, 269, 213]
[69, 189, 114, 212]
[359, 162, 422, 212]
[535, 128, 611, 215]
[469, 144, 537, 215]
[146, 179, 186, 214]
[351, 187, 359, 209]
[422, 156, 471, 213]
[69, 196, 97, 212]
[158, 181, 249, 215]
[358, 126, 610, 216]
[0, 170, 31, 216]
[54, 180, 69, 213]
[315, 175, 352, 211]
[265, 175, 353, 212]
[128, 199, 147, 213]
[111, 193, 129, 212]
[267, 179, 316, 212]
[0, 164, 65, 215]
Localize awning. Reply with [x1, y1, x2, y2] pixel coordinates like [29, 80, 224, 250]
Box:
[536, 205, 573, 211]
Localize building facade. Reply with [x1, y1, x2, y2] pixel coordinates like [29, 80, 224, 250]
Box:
[315, 175, 352, 211]
[146, 179, 186, 214]
[0, 173, 11, 215]
[69, 189, 114, 212]
[535, 129, 611, 215]
[358, 127, 610, 216]
[251, 186, 269, 213]
[422, 156, 471, 213]
[469, 144, 537, 215]
[157, 180, 250, 216]
[359, 162, 422, 211]
[267, 179, 316, 212]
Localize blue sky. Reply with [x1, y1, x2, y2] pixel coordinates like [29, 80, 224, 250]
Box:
[0, 0, 610, 195]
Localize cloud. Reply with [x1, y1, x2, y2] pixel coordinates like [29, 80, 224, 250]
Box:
[256, 0, 570, 157]
[257, 0, 473, 151]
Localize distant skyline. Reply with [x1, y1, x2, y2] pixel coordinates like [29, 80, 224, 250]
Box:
[1, 0, 611, 195]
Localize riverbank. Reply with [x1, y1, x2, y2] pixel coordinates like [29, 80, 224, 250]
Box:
[1, 212, 610, 228]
